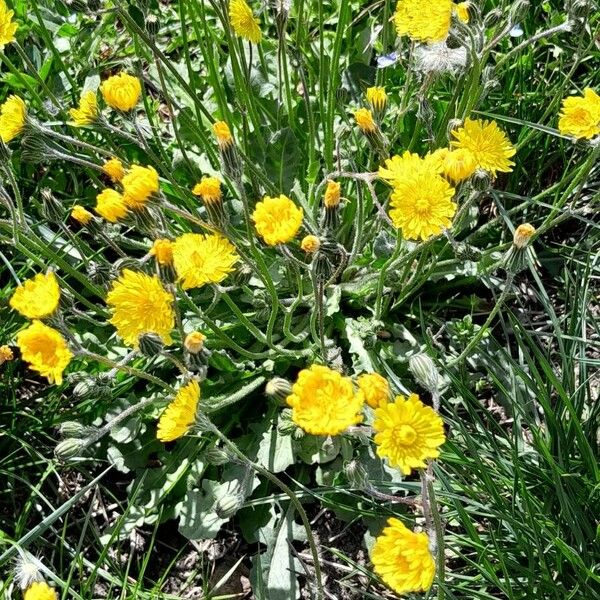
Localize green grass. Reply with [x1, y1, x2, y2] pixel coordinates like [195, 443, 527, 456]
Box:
[1, 0, 599, 598]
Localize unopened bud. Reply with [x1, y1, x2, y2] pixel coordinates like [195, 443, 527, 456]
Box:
[373, 231, 396, 259]
[409, 353, 441, 393]
[55, 438, 85, 461]
[446, 118, 463, 142]
[215, 493, 243, 519]
[344, 459, 368, 487]
[205, 447, 230, 466]
[301, 235, 320, 254]
[265, 377, 292, 404]
[41, 188, 63, 223]
[184, 331, 206, 354]
[138, 332, 164, 357]
[59, 421, 94, 438]
[0, 344, 14, 365]
[513, 223, 535, 248]
[471, 168, 491, 191]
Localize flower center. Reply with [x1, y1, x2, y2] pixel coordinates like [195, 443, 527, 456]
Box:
[396, 424, 417, 446]
[414, 196, 431, 214]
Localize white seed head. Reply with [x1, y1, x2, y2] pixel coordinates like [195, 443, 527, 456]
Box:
[414, 43, 468, 75]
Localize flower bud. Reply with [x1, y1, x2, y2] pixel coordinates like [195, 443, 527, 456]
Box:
[446, 118, 463, 142]
[59, 421, 93, 438]
[55, 438, 85, 461]
[205, 447, 230, 466]
[344, 459, 368, 487]
[265, 377, 292, 404]
[40, 188, 63, 223]
[215, 493, 244, 519]
[146, 13, 160, 36]
[138, 332, 165, 357]
[373, 230, 396, 258]
[184, 331, 206, 354]
[87, 261, 112, 286]
[0, 344, 14, 365]
[301, 235, 320, 254]
[471, 168, 491, 191]
[513, 223, 535, 249]
[409, 353, 441, 393]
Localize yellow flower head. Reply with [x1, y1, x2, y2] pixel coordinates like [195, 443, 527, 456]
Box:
[122, 165, 159, 209]
[16, 321, 72, 385]
[357, 372, 390, 409]
[150, 238, 174, 266]
[387, 158, 457, 240]
[229, 0, 262, 44]
[441, 148, 477, 182]
[372, 517, 435, 595]
[157, 380, 200, 442]
[184, 331, 206, 354]
[252, 194, 303, 246]
[10, 272, 60, 319]
[69, 91, 98, 126]
[366, 86, 387, 112]
[379, 151, 429, 183]
[454, 1, 470, 23]
[323, 180, 341, 208]
[0, 344, 14, 365]
[451, 118, 516, 176]
[395, 0, 453, 43]
[558, 88, 600, 140]
[192, 176, 222, 205]
[373, 393, 445, 475]
[100, 73, 142, 112]
[0, 0, 17, 49]
[513, 223, 535, 248]
[300, 234, 320, 253]
[173, 233, 239, 289]
[95, 189, 128, 222]
[286, 365, 365, 436]
[354, 107, 377, 133]
[106, 269, 175, 348]
[102, 157, 126, 182]
[0, 95, 26, 143]
[71, 205, 93, 225]
[213, 121, 234, 148]
[23, 582, 59, 600]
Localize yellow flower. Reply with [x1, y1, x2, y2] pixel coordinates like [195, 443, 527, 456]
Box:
[357, 372, 390, 408]
[0, 344, 13, 365]
[69, 91, 98, 126]
[366, 86, 387, 112]
[150, 238, 174, 266]
[71, 205, 93, 225]
[157, 380, 200, 442]
[100, 73, 142, 112]
[10, 272, 60, 319]
[23, 582, 59, 600]
[0, 0, 17, 49]
[184, 331, 206, 354]
[451, 118, 516, 176]
[453, 1, 470, 23]
[122, 165, 159, 209]
[213, 121, 234, 148]
[102, 157, 126, 182]
[95, 189, 128, 222]
[513, 223, 535, 248]
[441, 148, 477, 182]
[106, 269, 175, 348]
[286, 365, 365, 436]
[373, 393, 445, 475]
[323, 180, 341, 208]
[300, 235, 320, 253]
[379, 151, 429, 183]
[229, 0, 262, 44]
[372, 517, 435, 595]
[16, 321, 72, 385]
[173, 233, 239, 289]
[388, 163, 456, 240]
[192, 176, 222, 205]
[0, 95, 26, 143]
[252, 194, 303, 246]
[558, 88, 600, 139]
[394, 0, 453, 43]
[354, 107, 377, 133]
